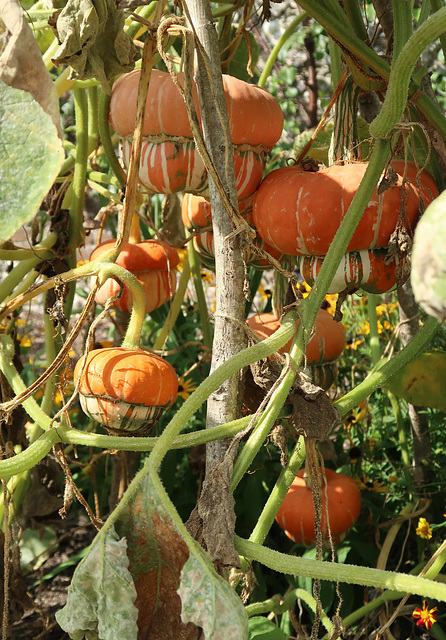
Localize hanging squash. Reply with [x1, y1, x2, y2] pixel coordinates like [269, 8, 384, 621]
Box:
[90, 239, 179, 313]
[252, 160, 438, 293]
[276, 468, 361, 545]
[74, 347, 178, 434]
[246, 308, 346, 389]
[109, 70, 284, 199]
[181, 193, 283, 270]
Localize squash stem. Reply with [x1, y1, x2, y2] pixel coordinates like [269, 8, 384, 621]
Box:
[234, 536, 446, 602]
[334, 315, 439, 417]
[98, 90, 127, 189]
[369, 6, 446, 139]
[152, 258, 191, 351]
[96, 263, 147, 350]
[247, 436, 306, 545]
[257, 11, 308, 89]
[188, 241, 213, 350]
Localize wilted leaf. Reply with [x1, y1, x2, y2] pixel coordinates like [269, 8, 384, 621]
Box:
[179, 547, 249, 640]
[55, 526, 139, 640]
[0, 82, 64, 243]
[117, 472, 247, 639]
[51, 0, 138, 93]
[386, 351, 446, 411]
[0, 0, 62, 136]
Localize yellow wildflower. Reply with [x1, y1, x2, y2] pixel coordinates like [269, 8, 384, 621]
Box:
[416, 517, 432, 540]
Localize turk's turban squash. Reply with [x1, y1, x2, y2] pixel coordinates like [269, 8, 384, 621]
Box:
[109, 69, 284, 199]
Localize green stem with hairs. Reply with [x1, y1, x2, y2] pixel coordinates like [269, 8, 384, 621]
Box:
[98, 90, 127, 189]
[95, 263, 146, 350]
[257, 11, 308, 89]
[0, 335, 57, 432]
[430, 0, 446, 61]
[147, 309, 298, 471]
[369, 6, 446, 138]
[152, 258, 191, 351]
[334, 315, 439, 417]
[393, 0, 415, 60]
[247, 436, 306, 544]
[0, 414, 257, 481]
[188, 240, 213, 350]
[0, 233, 57, 304]
[234, 536, 446, 602]
[367, 294, 382, 365]
[246, 588, 333, 632]
[87, 86, 100, 152]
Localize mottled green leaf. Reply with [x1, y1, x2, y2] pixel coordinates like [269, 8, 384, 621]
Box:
[386, 351, 446, 411]
[0, 0, 61, 136]
[55, 526, 138, 640]
[248, 616, 289, 640]
[178, 544, 249, 640]
[52, 0, 138, 93]
[0, 82, 64, 243]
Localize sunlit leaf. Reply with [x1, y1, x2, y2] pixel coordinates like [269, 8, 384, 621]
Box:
[0, 82, 64, 243]
[386, 351, 446, 411]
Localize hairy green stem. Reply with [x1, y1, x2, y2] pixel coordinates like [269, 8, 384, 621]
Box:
[248, 436, 306, 544]
[188, 240, 213, 350]
[98, 90, 127, 189]
[257, 11, 308, 88]
[235, 536, 446, 601]
[334, 316, 439, 417]
[367, 294, 381, 365]
[370, 6, 446, 138]
[95, 263, 146, 350]
[152, 258, 191, 351]
[147, 310, 298, 471]
[430, 0, 446, 61]
[0, 335, 55, 432]
[0, 414, 258, 481]
[87, 86, 99, 152]
[0, 233, 57, 304]
[70, 89, 88, 251]
[246, 587, 333, 632]
[393, 0, 415, 60]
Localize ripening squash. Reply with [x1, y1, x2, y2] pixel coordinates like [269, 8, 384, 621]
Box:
[276, 468, 361, 545]
[181, 193, 283, 270]
[90, 239, 179, 313]
[109, 70, 284, 199]
[246, 308, 346, 389]
[252, 160, 438, 293]
[74, 347, 178, 434]
[299, 249, 401, 294]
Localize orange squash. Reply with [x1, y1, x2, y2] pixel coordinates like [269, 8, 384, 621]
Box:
[247, 309, 345, 389]
[299, 249, 401, 294]
[90, 239, 179, 313]
[247, 309, 346, 364]
[276, 468, 361, 545]
[109, 70, 284, 199]
[182, 193, 283, 270]
[74, 347, 178, 434]
[252, 160, 438, 257]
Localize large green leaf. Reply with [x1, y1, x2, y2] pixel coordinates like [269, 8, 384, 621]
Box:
[0, 82, 64, 243]
[386, 351, 446, 411]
